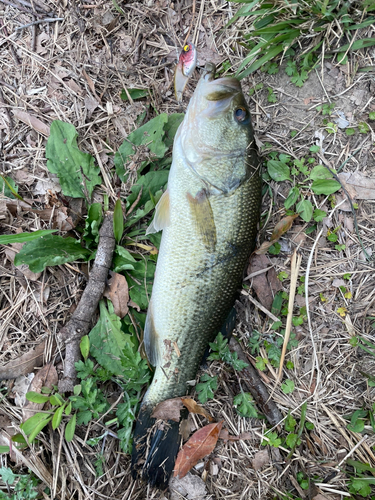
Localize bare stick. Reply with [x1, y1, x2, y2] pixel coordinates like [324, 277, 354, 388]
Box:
[58, 212, 115, 392]
[15, 18, 64, 30]
[278, 250, 301, 380]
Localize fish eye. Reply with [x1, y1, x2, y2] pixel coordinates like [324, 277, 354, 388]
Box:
[183, 44, 190, 52]
[234, 107, 248, 123]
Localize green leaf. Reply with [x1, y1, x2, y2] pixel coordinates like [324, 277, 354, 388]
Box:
[0, 446, 9, 454]
[262, 431, 281, 448]
[125, 171, 169, 217]
[313, 209, 326, 222]
[267, 160, 291, 182]
[0, 229, 57, 246]
[347, 419, 365, 433]
[28, 416, 52, 442]
[21, 413, 51, 435]
[309, 164, 335, 180]
[80, 335, 90, 361]
[52, 405, 65, 430]
[296, 199, 313, 222]
[120, 88, 149, 101]
[196, 374, 218, 404]
[286, 433, 298, 448]
[358, 121, 370, 134]
[269, 242, 281, 255]
[233, 392, 258, 418]
[83, 203, 102, 249]
[0, 175, 19, 199]
[50, 393, 64, 406]
[311, 179, 341, 195]
[369, 112, 375, 120]
[25, 392, 50, 404]
[0, 466, 16, 484]
[346, 127, 356, 136]
[113, 199, 124, 243]
[65, 402, 72, 415]
[309, 145, 320, 153]
[114, 114, 169, 182]
[14, 234, 91, 273]
[285, 413, 297, 432]
[163, 113, 184, 149]
[46, 120, 102, 198]
[65, 414, 76, 442]
[284, 187, 299, 209]
[89, 301, 132, 376]
[281, 379, 295, 394]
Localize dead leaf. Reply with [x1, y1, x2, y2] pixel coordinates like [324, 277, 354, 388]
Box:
[312, 494, 330, 500]
[103, 271, 129, 318]
[12, 109, 50, 137]
[12, 374, 35, 407]
[0, 341, 46, 381]
[247, 254, 282, 311]
[338, 172, 375, 200]
[82, 69, 101, 103]
[84, 95, 100, 118]
[169, 472, 208, 500]
[255, 214, 299, 255]
[252, 449, 270, 470]
[181, 397, 214, 422]
[22, 363, 58, 421]
[152, 397, 183, 422]
[174, 421, 223, 479]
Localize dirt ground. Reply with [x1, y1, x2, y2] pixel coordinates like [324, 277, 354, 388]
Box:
[1, 1, 375, 499]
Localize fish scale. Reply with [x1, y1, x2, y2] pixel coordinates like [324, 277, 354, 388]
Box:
[131, 63, 261, 487]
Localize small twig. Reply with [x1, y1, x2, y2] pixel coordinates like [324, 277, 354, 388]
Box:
[0, 18, 21, 65]
[277, 250, 301, 381]
[242, 291, 280, 323]
[58, 212, 116, 392]
[183, 0, 196, 46]
[0, 88, 13, 129]
[305, 228, 323, 395]
[31, 15, 37, 52]
[15, 17, 64, 30]
[0, 0, 45, 17]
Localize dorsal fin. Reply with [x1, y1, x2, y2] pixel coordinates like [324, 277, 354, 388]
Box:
[146, 189, 170, 235]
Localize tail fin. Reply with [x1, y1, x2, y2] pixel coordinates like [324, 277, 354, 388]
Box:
[131, 405, 181, 488]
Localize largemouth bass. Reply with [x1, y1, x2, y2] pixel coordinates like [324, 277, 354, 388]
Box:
[131, 62, 261, 487]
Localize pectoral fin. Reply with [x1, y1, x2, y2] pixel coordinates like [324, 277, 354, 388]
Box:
[144, 301, 160, 366]
[146, 189, 170, 235]
[187, 189, 216, 252]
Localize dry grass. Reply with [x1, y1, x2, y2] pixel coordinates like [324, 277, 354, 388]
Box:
[1, 1, 375, 499]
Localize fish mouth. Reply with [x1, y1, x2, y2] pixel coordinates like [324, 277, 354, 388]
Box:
[201, 63, 241, 101]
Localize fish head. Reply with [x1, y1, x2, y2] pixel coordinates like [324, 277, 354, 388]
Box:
[179, 64, 256, 190]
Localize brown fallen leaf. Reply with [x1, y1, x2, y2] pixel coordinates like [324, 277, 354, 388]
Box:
[174, 421, 223, 479]
[103, 271, 129, 318]
[0, 341, 46, 381]
[181, 397, 214, 422]
[152, 397, 183, 422]
[22, 363, 58, 421]
[247, 254, 282, 311]
[252, 449, 270, 470]
[255, 214, 299, 255]
[338, 171, 375, 200]
[12, 109, 50, 137]
[219, 429, 252, 443]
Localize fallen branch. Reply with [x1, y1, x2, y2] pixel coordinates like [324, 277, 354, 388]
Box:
[58, 212, 115, 392]
[229, 337, 283, 427]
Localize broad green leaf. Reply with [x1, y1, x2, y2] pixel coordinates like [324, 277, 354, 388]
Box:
[65, 402, 72, 415]
[120, 88, 149, 101]
[338, 38, 375, 52]
[50, 394, 64, 406]
[26, 392, 50, 404]
[309, 164, 335, 180]
[0, 446, 9, 454]
[112, 246, 136, 273]
[52, 405, 65, 430]
[21, 413, 51, 436]
[65, 414, 76, 442]
[125, 171, 169, 212]
[0, 467, 16, 484]
[46, 120, 102, 199]
[114, 114, 169, 182]
[0, 230, 56, 245]
[14, 234, 91, 272]
[284, 187, 299, 209]
[313, 209, 326, 222]
[267, 160, 291, 182]
[0, 175, 18, 199]
[113, 199, 124, 243]
[238, 44, 287, 79]
[286, 433, 298, 448]
[163, 113, 184, 148]
[28, 416, 52, 442]
[311, 179, 341, 195]
[80, 335, 90, 360]
[296, 199, 313, 222]
[89, 300, 134, 376]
